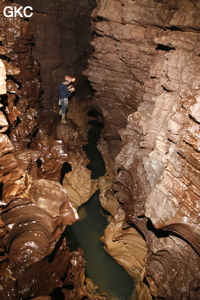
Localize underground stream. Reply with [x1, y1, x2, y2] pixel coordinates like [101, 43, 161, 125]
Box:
[64, 115, 134, 300]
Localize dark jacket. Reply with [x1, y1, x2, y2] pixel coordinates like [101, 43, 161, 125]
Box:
[59, 82, 72, 99]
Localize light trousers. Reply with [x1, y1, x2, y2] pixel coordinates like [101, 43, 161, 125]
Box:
[60, 98, 68, 114]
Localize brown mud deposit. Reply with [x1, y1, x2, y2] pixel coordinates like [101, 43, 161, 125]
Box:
[0, 0, 200, 300]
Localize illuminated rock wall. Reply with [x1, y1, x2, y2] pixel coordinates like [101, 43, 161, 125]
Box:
[1, 0, 200, 299]
[0, 1, 104, 299]
[85, 0, 200, 299]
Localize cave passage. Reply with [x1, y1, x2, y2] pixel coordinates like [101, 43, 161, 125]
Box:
[65, 117, 134, 300]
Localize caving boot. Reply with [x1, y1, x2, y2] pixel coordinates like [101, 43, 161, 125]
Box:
[61, 113, 67, 124]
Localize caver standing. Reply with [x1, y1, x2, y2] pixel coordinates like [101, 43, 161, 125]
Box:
[59, 75, 75, 124]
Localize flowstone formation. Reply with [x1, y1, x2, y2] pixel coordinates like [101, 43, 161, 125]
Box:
[0, 1, 105, 299]
[85, 0, 200, 299]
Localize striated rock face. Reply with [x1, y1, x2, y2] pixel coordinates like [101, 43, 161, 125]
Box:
[85, 0, 200, 299]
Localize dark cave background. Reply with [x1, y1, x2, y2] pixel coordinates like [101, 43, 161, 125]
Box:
[15, 0, 97, 111]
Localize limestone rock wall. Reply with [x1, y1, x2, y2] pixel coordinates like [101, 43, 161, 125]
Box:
[0, 1, 104, 299]
[85, 0, 200, 299]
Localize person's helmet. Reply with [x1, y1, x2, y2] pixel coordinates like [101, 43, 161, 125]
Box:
[64, 76, 75, 82]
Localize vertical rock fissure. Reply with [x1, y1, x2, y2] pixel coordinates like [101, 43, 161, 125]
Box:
[65, 114, 135, 300]
[1, 0, 200, 299]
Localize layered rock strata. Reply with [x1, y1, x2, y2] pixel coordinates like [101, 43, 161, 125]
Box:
[0, 1, 104, 299]
[85, 0, 200, 299]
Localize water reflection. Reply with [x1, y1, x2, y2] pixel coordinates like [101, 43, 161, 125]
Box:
[65, 191, 134, 300]
[65, 115, 134, 299]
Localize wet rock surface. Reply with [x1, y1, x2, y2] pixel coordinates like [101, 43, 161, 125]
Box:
[85, 0, 200, 299]
[0, 1, 107, 299]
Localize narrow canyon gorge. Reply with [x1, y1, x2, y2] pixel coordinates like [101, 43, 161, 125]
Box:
[0, 0, 199, 299]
